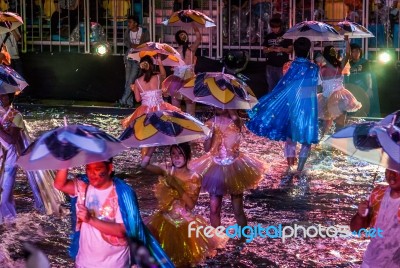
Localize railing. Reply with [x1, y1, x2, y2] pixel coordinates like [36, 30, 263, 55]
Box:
[2, 0, 400, 61]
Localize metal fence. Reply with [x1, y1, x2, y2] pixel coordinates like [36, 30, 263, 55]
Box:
[3, 0, 400, 61]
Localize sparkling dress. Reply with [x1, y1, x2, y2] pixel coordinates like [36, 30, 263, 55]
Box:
[146, 167, 227, 267]
[190, 116, 266, 195]
[318, 67, 362, 120]
[121, 75, 181, 128]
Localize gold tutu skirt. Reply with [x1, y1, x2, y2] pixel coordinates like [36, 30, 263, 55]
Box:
[147, 211, 228, 268]
[190, 153, 266, 195]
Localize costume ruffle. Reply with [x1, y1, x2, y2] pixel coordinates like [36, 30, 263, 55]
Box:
[121, 102, 182, 128]
[190, 153, 266, 195]
[147, 176, 227, 267]
[246, 58, 319, 144]
[317, 88, 362, 120]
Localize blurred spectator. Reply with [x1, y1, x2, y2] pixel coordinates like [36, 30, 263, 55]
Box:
[262, 17, 293, 93]
[173, 0, 199, 11]
[51, 0, 80, 38]
[223, 0, 249, 44]
[390, 0, 399, 38]
[248, 0, 271, 43]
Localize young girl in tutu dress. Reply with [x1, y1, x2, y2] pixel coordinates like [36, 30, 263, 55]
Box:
[162, 24, 201, 116]
[318, 36, 362, 135]
[142, 143, 227, 267]
[190, 109, 266, 233]
[121, 55, 181, 128]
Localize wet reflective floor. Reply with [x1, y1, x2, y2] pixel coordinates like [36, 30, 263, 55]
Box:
[0, 106, 383, 267]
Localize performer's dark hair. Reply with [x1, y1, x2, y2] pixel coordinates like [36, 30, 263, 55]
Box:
[294, 37, 311, 58]
[139, 55, 155, 83]
[175, 30, 189, 58]
[170, 142, 192, 166]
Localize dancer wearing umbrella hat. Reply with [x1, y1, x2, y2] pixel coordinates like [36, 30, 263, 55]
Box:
[247, 37, 320, 175]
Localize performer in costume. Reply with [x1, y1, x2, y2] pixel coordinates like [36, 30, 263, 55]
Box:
[162, 24, 201, 116]
[0, 93, 65, 224]
[246, 37, 319, 173]
[318, 35, 362, 135]
[190, 109, 266, 233]
[143, 143, 227, 267]
[55, 160, 174, 268]
[121, 55, 181, 129]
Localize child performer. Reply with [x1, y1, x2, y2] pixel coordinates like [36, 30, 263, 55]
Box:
[162, 23, 201, 116]
[190, 109, 266, 234]
[246, 37, 319, 174]
[318, 35, 362, 135]
[142, 143, 227, 267]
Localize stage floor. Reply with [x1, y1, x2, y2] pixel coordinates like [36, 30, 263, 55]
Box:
[0, 106, 382, 267]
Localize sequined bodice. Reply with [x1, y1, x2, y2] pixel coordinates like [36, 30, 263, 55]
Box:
[321, 76, 344, 98]
[140, 89, 164, 107]
[208, 117, 241, 165]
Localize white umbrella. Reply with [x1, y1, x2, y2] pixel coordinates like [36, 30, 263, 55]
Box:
[283, 21, 343, 41]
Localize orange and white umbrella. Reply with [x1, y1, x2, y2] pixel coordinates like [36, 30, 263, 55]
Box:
[127, 42, 184, 67]
[0, 12, 23, 34]
[163, 9, 216, 28]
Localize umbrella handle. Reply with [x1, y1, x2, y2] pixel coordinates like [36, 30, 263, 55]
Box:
[0, 33, 11, 51]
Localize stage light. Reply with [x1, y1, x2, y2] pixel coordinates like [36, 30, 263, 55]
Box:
[378, 51, 392, 64]
[93, 42, 110, 56]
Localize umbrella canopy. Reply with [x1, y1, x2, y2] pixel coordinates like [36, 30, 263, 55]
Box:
[324, 111, 400, 172]
[163, 9, 216, 28]
[179, 72, 258, 110]
[0, 65, 28, 94]
[128, 51, 184, 67]
[17, 124, 127, 171]
[128, 42, 184, 67]
[119, 110, 210, 148]
[0, 12, 23, 34]
[337, 21, 374, 38]
[283, 21, 343, 41]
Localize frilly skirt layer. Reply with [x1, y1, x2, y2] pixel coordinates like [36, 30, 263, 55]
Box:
[318, 88, 362, 120]
[121, 103, 182, 128]
[147, 211, 227, 268]
[190, 153, 266, 195]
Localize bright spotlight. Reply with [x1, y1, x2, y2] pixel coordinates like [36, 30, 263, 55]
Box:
[93, 42, 110, 56]
[378, 51, 392, 64]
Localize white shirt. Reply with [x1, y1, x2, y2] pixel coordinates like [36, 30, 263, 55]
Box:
[75, 184, 130, 268]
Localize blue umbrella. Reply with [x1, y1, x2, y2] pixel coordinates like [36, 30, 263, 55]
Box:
[0, 65, 28, 94]
[283, 21, 343, 41]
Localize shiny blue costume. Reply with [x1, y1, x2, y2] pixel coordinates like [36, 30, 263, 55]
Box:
[247, 57, 319, 145]
[70, 175, 174, 268]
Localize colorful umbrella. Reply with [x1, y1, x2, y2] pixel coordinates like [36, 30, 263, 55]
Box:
[17, 124, 127, 171]
[0, 12, 23, 35]
[127, 51, 184, 67]
[283, 21, 343, 41]
[337, 21, 374, 38]
[179, 72, 258, 110]
[0, 65, 28, 94]
[163, 9, 216, 28]
[324, 111, 400, 172]
[127, 42, 184, 67]
[119, 110, 210, 148]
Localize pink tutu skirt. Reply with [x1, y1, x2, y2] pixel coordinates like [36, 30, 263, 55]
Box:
[318, 88, 362, 120]
[190, 153, 266, 195]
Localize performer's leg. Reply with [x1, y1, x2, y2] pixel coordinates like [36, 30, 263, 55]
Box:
[185, 99, 196, 116]
[231, 193, 247, 228]
[284, 138, 297, 169]
[297, 144, 311, 172]
[210, 194, 223, 228]
[334, 113, 347, 131]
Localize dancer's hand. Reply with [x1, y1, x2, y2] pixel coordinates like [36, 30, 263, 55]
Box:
[77, 204, 91, 223]
[357, 200, 369, 217]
